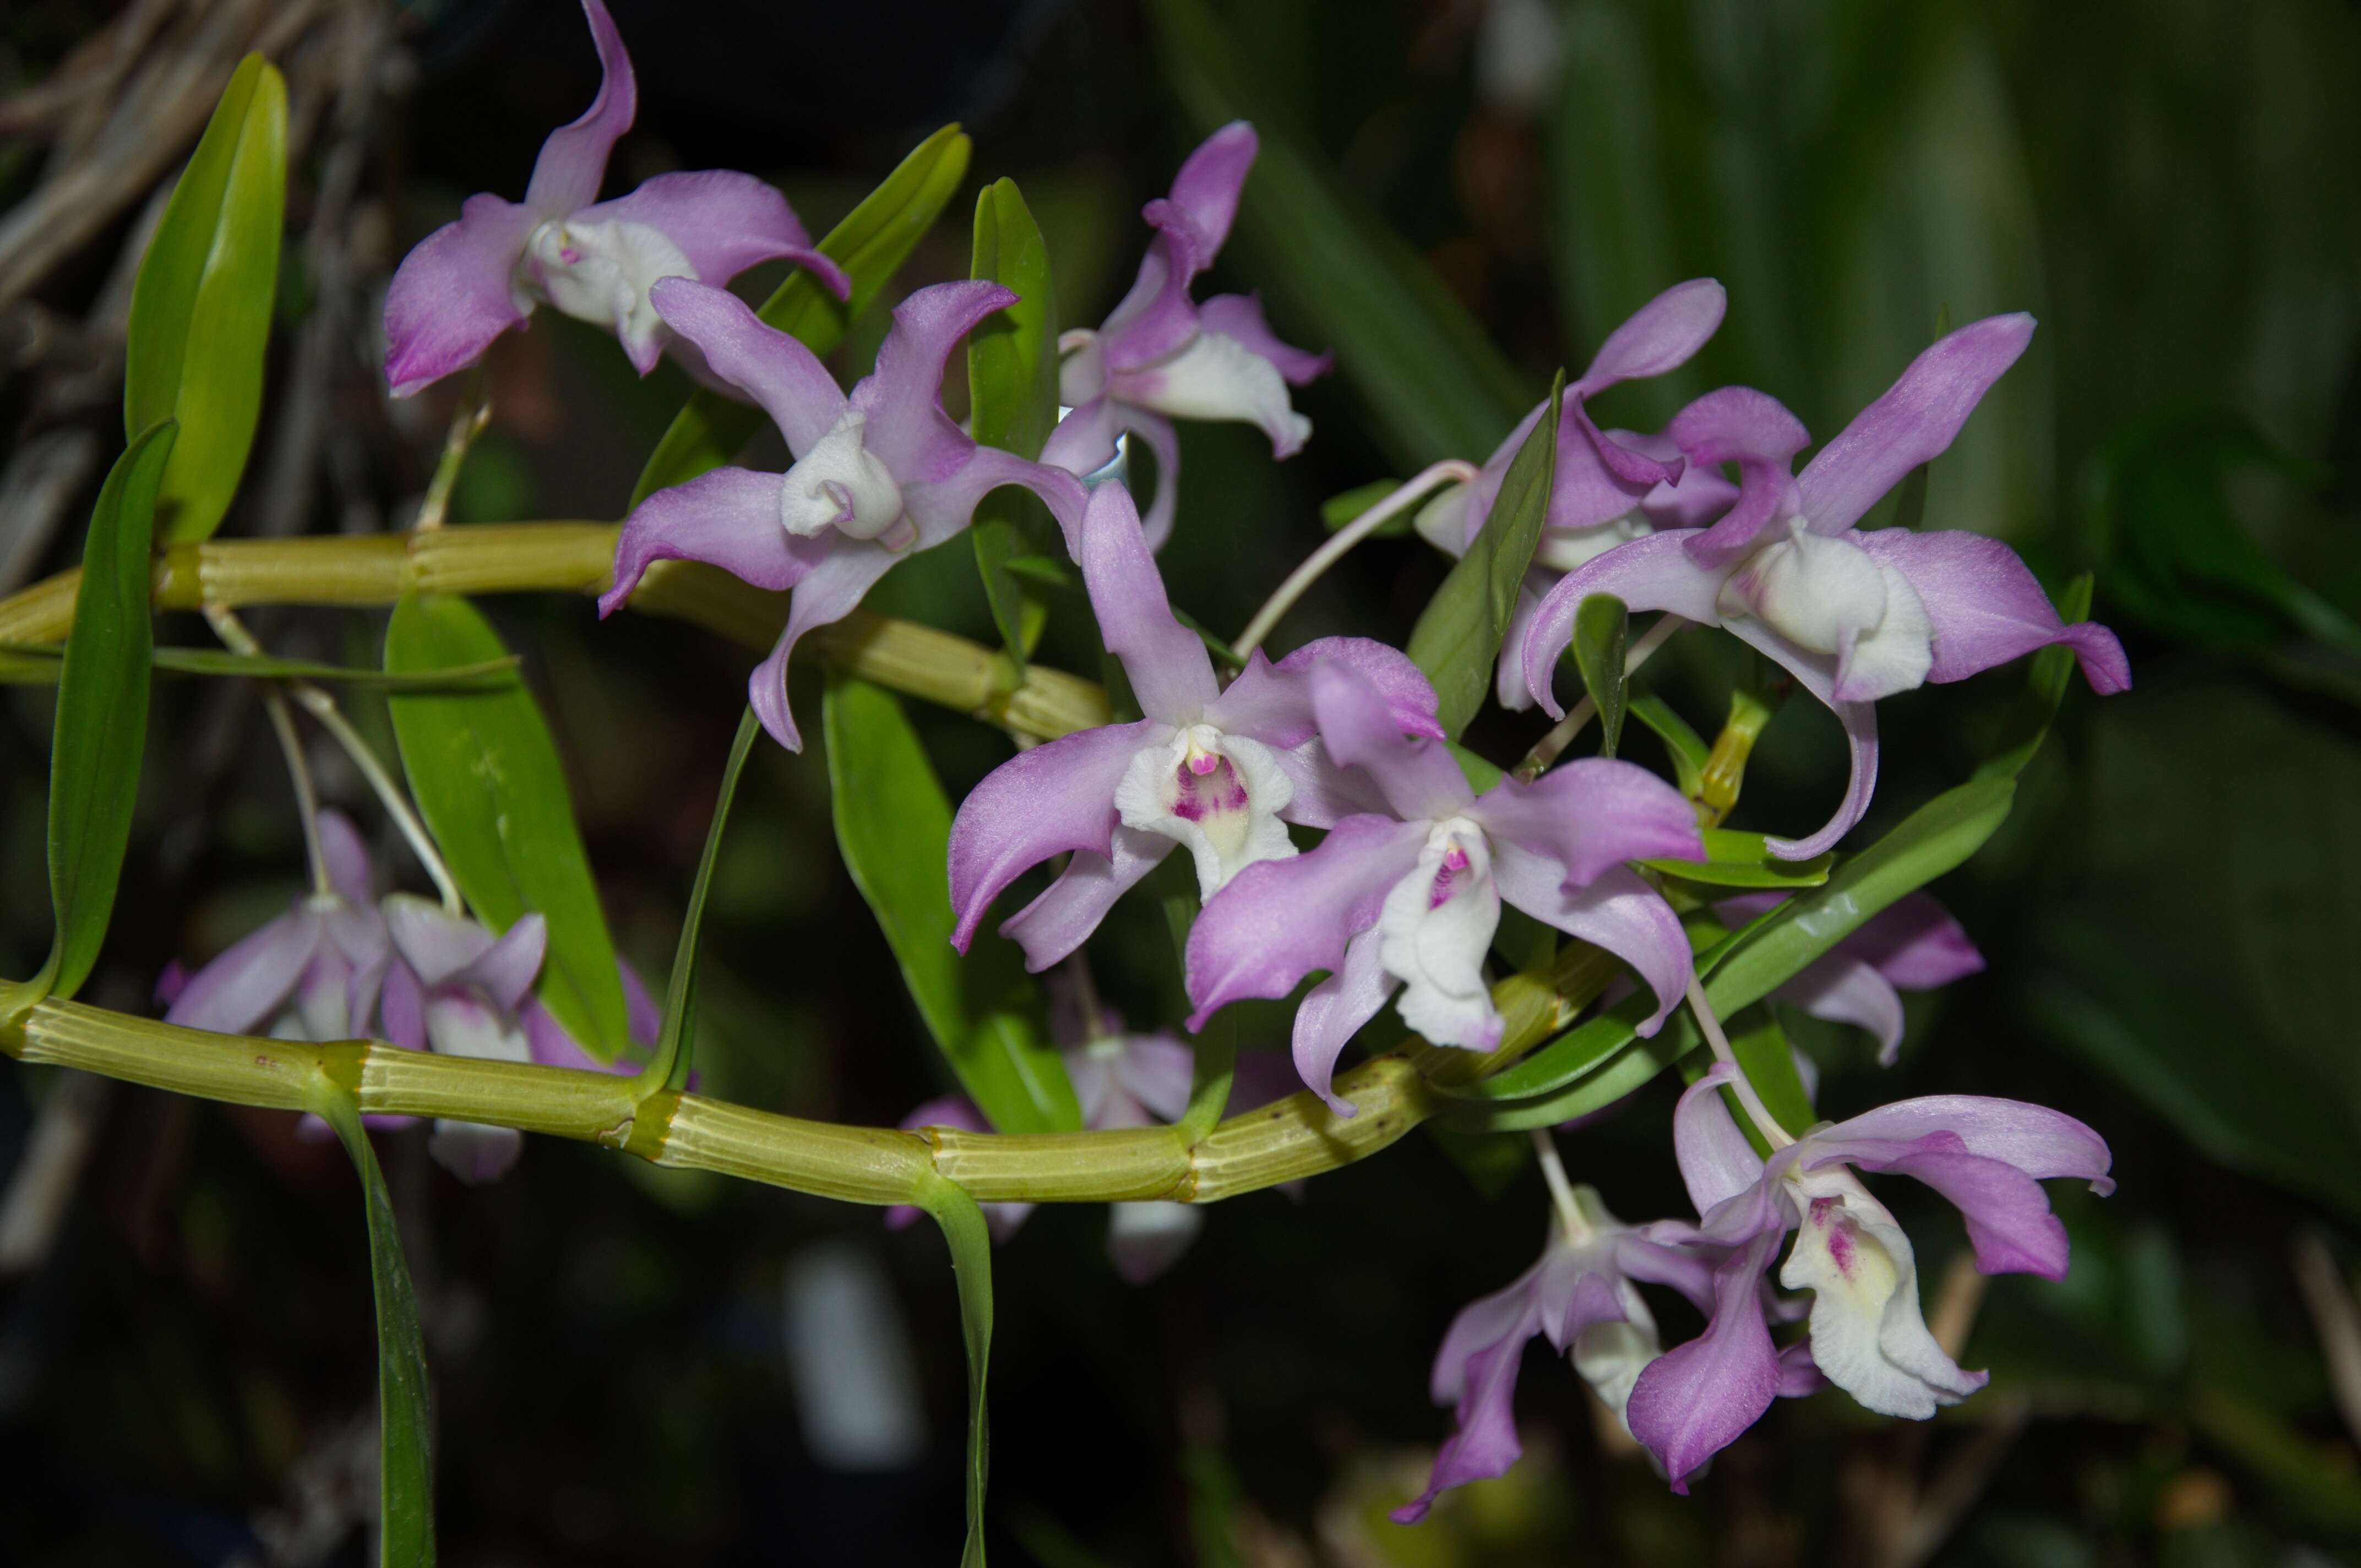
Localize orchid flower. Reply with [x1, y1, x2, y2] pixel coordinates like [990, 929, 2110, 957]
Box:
[1183, 661, 1703, 1113]
[1392, 1182, 1721, 1524]
[948, 481, 1441, 972]
[1413, 281, 1733, 709]
[1624, 1064, 2113, 1489]
[382, 0, 846, 396]
[1519, 315, 2131, 859]
[603, 278, 1087, 751]
[377, 895, 551, 1183]
[161, 810, 387, 1044]
[1719, 891, 1984, 1067]
[1042, 122, 1331, 549]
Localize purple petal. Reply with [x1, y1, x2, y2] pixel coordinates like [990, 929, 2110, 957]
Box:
[1184, 814, 1427, 1027]
[1394, 1287, 1546, 1525]
[749, 536, 902, 752]
[1041, 394, 1119, 477]
[1158, 121, 1256, 260]
[382, 195, 537, 398]
[1267, 738, 1391, 829]
[1307, 662, 1474, 823]
[1671, 386, 1811, 568]
[1290, 928, 1397, 1115]
[1114, 1033, 1199, 1125]
[1818, 1095, 2113, 1194]
[1776, 1340, 1830, 1398]
[317, 810, 374, 906]
[1571, 399, 1682, 488]
[1468, 758, 1703, 886]
[1106, 1201, 1204, 1284]
[581, 171, 847, 300]
[1520, 532, 1729, 717]
[1614, 1233, 1720, 1319]
[904, 445, 1088, 559]
[1204, 638, 1443, 748]
[1851, 528, 2131, 693]
[602, 466, 809, 616]
[1097, 239, 1201, 374]
[1078, 482, 1218, 722]
[521, 998, 633, 1075]
[1430, 1253, 1549, 1405]
[1795, 314, 2037, 536]
[164, 906, 321, 1035]
[1720, 617, 1881, 861]
[1844, 892, 1985, 990]
[447, 913, 547, 1013]
[1196, 292, 1331, 385]
[1775, 952, 1907, 1065]
[1577, 279, 1727, 391]
[1495, 571, 1553, 712]
[1117, 406, 1182, 551]
[1493, 858, 1692, 1037]
[647, 278, 848, 454]
[1000, 826, 1173, 972]
[1670, 1063, 1768, 1217]
[379, 960, 426, 1052]
[382, 897, 491, 988]
[1624, 1232, 1783, 1493]
[948, 719, 1165, 951]
[853, 280, 1019, 481]
[1820, 1133, 2069, 1278]
[523, 0, 635, 214]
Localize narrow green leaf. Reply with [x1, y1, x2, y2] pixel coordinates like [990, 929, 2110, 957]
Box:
[42, 421, 178, 1002]
[1150, 0, 1529, 469]
[1628, 683, 1709, 796]
[309, 1086, 434, 1568]
[1974, 573, 2094, 782]
[967, 178, 1062, 661]
[631, 126, 972, 507]
[1642, 829, 1833, 890]
[383, 594, 629, 1060]
[124, 55, 285, 546]
[1447, 777, 2015, 1120]
[1571, 594, 1629, 758]
[916, 1173, 994, 1567]
[823, 674, 1081, 1133]
[645, 705, 762, 1092]
[1407, 373, 1563, 738]
[0, 643, 518, 689]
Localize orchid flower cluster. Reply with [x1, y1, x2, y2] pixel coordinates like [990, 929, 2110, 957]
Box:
[138, 0, 2138, 1533]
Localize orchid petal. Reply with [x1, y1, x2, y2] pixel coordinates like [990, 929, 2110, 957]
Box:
[1097, 237, 1200, 372]
[948, 719, 1167, 950]
[524, 0, 635, 215]
[1307, 663, 1474, 823]
[1780, 1167, 1985, 1417]
[1520, 531, 1729, 717]
[1495, 571, 1553, 712]
[1287, 933, 1398, 1117]
[382, 195, 537, 398]
[1570, 399, 1682, 488]
[1831, 1134, 2072, 1278]
[1777, 1340, 1830, 1397]
[1850, 528, 2131, 693]
[1796, 314, 2036, 536]
[1184, 814, 1427, 1028]
[1109, 330, 1312, 459]
[1776, 952, 1908, 1065]
[1614, 1232, 1720, 1319]
[853, 280, 1018, 480]
[1843, 892, 1985, 989]
[1160, 121, 1256, 260]
[379, 959, 426, 1052]
[1203, 638, 1443, 748]
[753, 536, 908, 750]
[1720, 617, 1881, 861]
[1114, 1034, 1199, 1124]
[1041, 394, 1119, 478]
[1494, 858, 1692, 1037]
[1196, 292, 1331, 385]
[1394, 1281, 1545, 1525]
[317, 810, 374, 907]
[1078, 482, 1217, 722]
[904, 445, 1087, 559]
[602, 467, 809, 615]
[1625, 1232, 1783, 1493]
[1816, 1096, 2113, 1193]
[647, 278, 848, 454]
[1467, 758, 1703, 887]
[1116, 406, 1182, 551]
[1107, 1201, 1204, 1284]
[446, 913, 547, 1014]
[164, 906, 321, 1035]
[581, 171, 847, 301]
[1672, 386, 1812, 568]
[1000, 826, 1173, 972]
[1577, 278, 1726, 390]
[382, 895, 492, 988]
[1669, 1062, 1769, 1217]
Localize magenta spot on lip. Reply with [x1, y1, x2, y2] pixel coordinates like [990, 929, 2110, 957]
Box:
[1171, 755, 1248, 823]
[1442, 845, 1470, 872]
[1187, 752, 1220, 776]
[559, 246, 583, 265]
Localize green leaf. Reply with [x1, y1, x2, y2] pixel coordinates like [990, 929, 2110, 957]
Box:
[1628, 683, 1709, 796]
[630, 125, 972, 508]
[1975, 573, 2095, 782]
[1570, 594, 1629, 758]
[1150, 0, 1529, 469]
[1321, 478, 1412, 537]
[1448, 777, 2015, 1123]
[124, 55, 285, 546]
[39, 422, 178, 1004]
[1642, 829, 1833, 890]
[309, 1085, 435, 1568]
[0, 643, 518, 689]
[823, 674, 1080, 1133]
[916, 1173, 994, 1567]
[383, 594, 629, 1060]
[1406, 373, 1563, 738]
[967, 178, 1062, 662]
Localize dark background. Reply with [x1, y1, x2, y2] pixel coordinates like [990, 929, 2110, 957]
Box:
[2, 0, 2359, 1563]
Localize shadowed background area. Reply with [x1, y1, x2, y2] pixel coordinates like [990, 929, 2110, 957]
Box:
[1, 0, 2358, 1563]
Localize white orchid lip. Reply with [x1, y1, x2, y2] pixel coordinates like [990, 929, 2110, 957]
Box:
[1718, 517, 1934, 699]
[1378, 818, 1503, 1050]
[1114, 722, 1296, 899]
[1534, 513, 1652, 574]
[779, 407, 910, 547]
[519, 216, 695, 367]
[1117, 329, 1312, 453]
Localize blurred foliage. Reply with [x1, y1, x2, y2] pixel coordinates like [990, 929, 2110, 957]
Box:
[3, 0, 2361, 1564]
